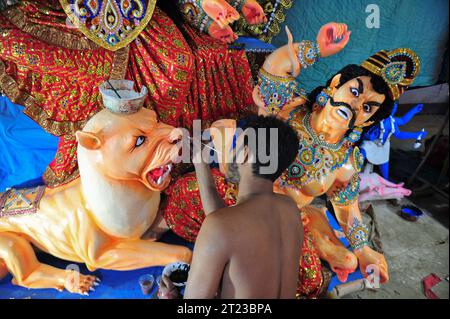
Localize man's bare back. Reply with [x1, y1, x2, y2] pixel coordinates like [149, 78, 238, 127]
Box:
[176, 115, 302, 299]
[184, 193, 302, 299]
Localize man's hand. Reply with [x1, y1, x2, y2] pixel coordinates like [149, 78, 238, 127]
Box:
[158, 275, 179, 299]
[317, 22, 351, 58]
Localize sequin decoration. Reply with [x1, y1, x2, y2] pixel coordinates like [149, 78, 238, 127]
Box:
[382, 61, 407, 85]
[257, 68, 306, 115]
[178, 0, 213, 33]
[328, 173, 360, 206]
[352, 146, 364, 173]
[279, 109, 359, 189]
[59, 0, 156, 51]
[315, 91, 329, 107]
[231, 0, 246, 12]
[0, 186, 46, 218]
[345, 218, 369, 251]
[297, 40, 320, 69]
[360, 48, 420, 100]
[347, 129, 362, 143]
[233, 0, 293, 43]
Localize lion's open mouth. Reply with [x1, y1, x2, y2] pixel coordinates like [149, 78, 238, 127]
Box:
[146, 164, 173, 186]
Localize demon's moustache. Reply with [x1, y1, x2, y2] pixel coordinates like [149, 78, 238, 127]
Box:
[329, 96, 357, 129]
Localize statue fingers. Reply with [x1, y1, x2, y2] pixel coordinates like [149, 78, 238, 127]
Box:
[262, 14, 268, 24]
[254, 13, 266, 25]
[339, 23, 348, 37]
[217, 16, 228, 29]
[379, 263, 389, 283]
[414, 103, 424, 113]
[285, 26, 294, 45]
[226, 6, 240, 23]
[336, 30, 351, 49]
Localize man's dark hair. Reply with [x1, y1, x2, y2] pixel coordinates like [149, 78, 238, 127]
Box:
[239, 115, 299, 182]
[307, 64, 395, 139]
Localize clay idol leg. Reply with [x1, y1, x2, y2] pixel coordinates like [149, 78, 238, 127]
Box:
[301, 206, 358, 283]
[0, 232, 98, 294]
[88, 240, 192, 271]
[0, 259, 8, 280]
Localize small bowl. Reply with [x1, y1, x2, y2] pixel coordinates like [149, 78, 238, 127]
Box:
[138, 274, 155, 295]
[162, 262, 190, 287]
[399, 205, 424, 222]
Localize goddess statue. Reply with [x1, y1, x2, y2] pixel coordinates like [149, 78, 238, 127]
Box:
[0, 0, 254, 188]
[177, 0, 267, 43]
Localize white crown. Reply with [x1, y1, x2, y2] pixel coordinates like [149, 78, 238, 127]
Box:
[99, 80, 148, 114]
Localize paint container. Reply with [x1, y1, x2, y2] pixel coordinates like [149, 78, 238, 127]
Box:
[139, 274, 155, 295]
[162, 262, 190, 287]
[399, 205, 424, 222]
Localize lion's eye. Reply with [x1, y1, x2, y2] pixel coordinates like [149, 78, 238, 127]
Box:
[135, 136, 146, 147]
[350, 88, 360, 97]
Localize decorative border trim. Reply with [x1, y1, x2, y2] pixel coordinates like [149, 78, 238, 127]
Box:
[262, 0, 293, 43]
[234, 0, 293, 43]
[0, 47, 129, 136]
[43, 164, 80, 188]
[58, 0, 156, 52]
[0, 185, 45, 218]
[110, 45, 130, 80]
[0, 59, 87, 136]
[2, 6, 98, 51]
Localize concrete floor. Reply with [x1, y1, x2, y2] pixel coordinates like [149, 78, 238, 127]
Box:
[346, 110, 449, 299]
[345, 199, 449, 299]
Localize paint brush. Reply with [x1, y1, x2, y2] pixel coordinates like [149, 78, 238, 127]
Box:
[107, 80, 122, 99]
[185, 136, 221, 155]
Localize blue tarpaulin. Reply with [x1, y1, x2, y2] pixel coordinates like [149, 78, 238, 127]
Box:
[0, 96, 58, 191]
[0, 231, 193, 299]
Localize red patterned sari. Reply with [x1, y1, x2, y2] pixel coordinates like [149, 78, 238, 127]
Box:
[0, 1, 254, 186]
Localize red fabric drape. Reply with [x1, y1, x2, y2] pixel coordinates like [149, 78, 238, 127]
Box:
[0, 3, 255, 186]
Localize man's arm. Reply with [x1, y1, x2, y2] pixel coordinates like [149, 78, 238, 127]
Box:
[192, 123, 232, 215]
[194, 161, 226, 215]
[184, 214, 228, 298]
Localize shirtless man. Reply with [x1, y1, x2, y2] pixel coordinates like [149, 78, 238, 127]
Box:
[160, 116, 302, 299]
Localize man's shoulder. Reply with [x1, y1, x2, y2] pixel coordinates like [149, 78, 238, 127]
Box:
[202, 207, 235, 232]
[204, 202, 258, 232]
[273, 193, 299, 210]
[244, 194, 300, 220]
[196, 210, 233, 250]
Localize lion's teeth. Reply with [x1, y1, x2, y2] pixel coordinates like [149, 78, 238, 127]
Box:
[157, 176, 163, 185]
